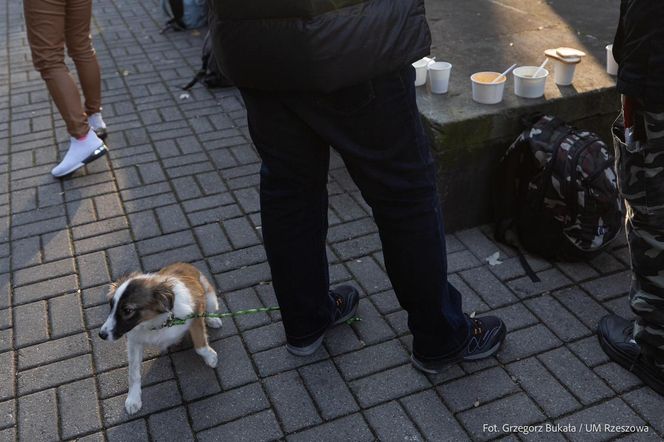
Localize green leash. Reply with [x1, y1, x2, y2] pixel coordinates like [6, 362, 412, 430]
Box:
[158, 306, 361, 328]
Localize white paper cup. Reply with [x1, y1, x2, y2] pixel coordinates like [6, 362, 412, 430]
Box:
[412, 58, 432, 86]
[513, 66, 549, 98]
[606, 44, 618, 76]
[553, 59, 577, 86]
[427, 62, 452, 94]
[471, 72, 506, 104]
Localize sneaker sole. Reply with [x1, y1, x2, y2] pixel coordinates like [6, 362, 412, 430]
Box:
[286, 302, 359, 357]
[410, 354, 463, 374]
[52, 144, 108, 178]
[597, 330, 664, 396]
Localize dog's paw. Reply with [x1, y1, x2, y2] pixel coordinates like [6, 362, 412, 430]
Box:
[196, 346, 218, 368]
[125, 395, 142, 415]
[206, 317, 222, 329]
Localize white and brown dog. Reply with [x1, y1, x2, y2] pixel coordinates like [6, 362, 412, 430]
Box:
[99, 262, 222, 414]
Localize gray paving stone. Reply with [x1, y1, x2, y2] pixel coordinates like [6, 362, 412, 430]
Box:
[194, 222, 232, 257]
[447, 250, 482, 273]
[13, 258, 74, 287]
[18, 389, 58, 442]
[189, 382, 269, 431]
[103, 380, 182, 426]
[350, 364, 430, 408]
[556, 398, 646, 442]
[107, 419, 149, 442]
[106, 243, 141, 280]
[18, 332, 90, 370]
[97, 356, 174, 399]
[72, 216, 129, 240]
[287, 413, 374, 442]
[324, 324, 365, 356]
[332, 233, 382, 261]
[18, 354, 93, 395]
[457, 393, 546, 442]
[460, 266, 517, 308]
[589, 252, 627, 274]
[0, 352, 14, 401]
[552, 287, 609, 330]
[538, 347, 613, 405]
[77, 251, 110, 288]
[456, 227, 502, 260]
[253, 344, 329, 378]
[212, 335, 257, 389]
[171, 349, 221, 401]
[623, 387, 664, 434]
[508, 268, 573, 299]
[75, 229, 132, 254]
[13, 301, 48, 348]
[49, 292, 85, 337]
[347, 256, 392, 294]
[556, 261, 600, 282]
[448, 273, 490, 314]
[567, 336, 611, 368]
[242, 322, 286, 354]
[335, 340, 409, 381]
[127, 211, 162, 240]
[497, 324, 561, 363]
[264, 370, 321, 432]
[487, 301, 539, 332]
[439, 366, 520, 412]
[370, 290, 401, 315]
[41, 229, 73, 262]
[581, 270, 631, 301]
[223, 216, 261, 248]
[351, 298, 395, 345]
[224, 288, 270, 331]
[298, 360, 359, 420]
[507, 357, 581, 418]
[364, 401, 423, 442]
[0, 399, 14, 430]
[155, 204, 189, 233]
[208, 244, 265, 274]
[198, 410, 283, 442]
[525, 294, 590, 342]
[148, 407, 195, 442]
[215, 262, 271, 292]
[142, 244, 203, 271]
[593, 362, 643, 392]
[58, 378, 102, 439]
[13, 274, 77, 304]
[401, 389, 469, 441]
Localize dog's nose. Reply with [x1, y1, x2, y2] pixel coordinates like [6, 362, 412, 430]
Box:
[98, 330, 108, 340]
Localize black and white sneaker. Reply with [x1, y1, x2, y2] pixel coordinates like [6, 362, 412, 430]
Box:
[411, 315, 507, 374]
[286, 285, 360, 357]
[598, 314, 664, 396]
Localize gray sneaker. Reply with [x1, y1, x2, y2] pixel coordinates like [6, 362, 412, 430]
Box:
[286, 285, 359, 356]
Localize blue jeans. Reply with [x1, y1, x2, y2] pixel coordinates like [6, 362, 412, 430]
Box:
[240, 66, 471, 361]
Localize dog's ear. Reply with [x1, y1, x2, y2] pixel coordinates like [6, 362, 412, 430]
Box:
[108, 272, 140, 299]
[151, 282, 174, 313]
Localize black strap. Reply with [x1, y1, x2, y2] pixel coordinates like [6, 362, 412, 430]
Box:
[516, 248, 541, 282]
[182, 70, 206, 90]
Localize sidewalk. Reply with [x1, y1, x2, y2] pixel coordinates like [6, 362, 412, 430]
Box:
[1, 0, 663, 441]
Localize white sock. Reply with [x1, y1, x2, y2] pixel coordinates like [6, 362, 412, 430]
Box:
[88, 112, 106, 130]
[51, 129, 107, 177]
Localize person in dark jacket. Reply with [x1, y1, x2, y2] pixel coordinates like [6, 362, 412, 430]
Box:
[209, 0, 506, 371]
[598, 0, 664, 396]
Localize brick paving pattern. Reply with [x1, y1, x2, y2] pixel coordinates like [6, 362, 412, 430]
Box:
[1, 1, 663, 441]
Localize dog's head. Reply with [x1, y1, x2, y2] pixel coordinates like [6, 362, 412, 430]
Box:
[99, 273, 174, 341]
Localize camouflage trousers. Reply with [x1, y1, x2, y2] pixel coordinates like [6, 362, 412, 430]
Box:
[614, 100, 664, 371]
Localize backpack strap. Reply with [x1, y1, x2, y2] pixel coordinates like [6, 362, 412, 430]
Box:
[493, 136, 527, 243]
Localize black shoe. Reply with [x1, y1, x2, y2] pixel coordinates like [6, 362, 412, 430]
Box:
[411, 315, 507, 374]
[94, 127, 108, 141]
[597, 314, 664, 396]
[286, 285, 360, 356]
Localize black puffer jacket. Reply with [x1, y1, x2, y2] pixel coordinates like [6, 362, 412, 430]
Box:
[209, 0, 431, 92]
[613, 0, 664, 109]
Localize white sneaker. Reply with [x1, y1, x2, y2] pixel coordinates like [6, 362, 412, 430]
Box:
[51, 129, 108, 178]
[88, 112, 107, 140]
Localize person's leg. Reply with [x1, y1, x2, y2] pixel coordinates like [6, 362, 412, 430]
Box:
[628, 109, 664, 371]
[64, 0, 102, 117]
[24, 0, 89, 138]
[599, 104, 664, 396]
[239, 89, 336, 347]
[289, 67, 474, 362]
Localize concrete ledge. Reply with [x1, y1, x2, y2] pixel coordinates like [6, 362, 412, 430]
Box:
[418, 0, 621, 231]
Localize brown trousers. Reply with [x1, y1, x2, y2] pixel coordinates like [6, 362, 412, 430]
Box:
[24, 0, 101, 138]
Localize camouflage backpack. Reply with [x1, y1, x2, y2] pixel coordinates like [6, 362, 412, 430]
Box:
[494, 114, 623, 262]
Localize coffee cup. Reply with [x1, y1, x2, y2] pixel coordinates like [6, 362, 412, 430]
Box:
[428, 62, 452, 94]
